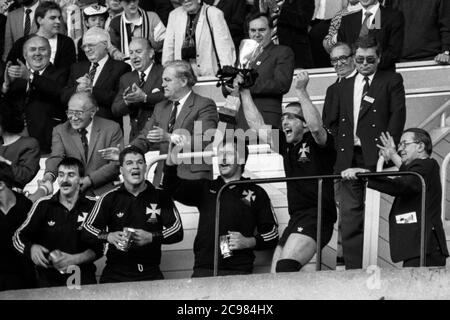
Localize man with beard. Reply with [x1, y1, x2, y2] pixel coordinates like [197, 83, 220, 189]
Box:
[13, 157, 100, 288]
[82, 146, 183, 283]
[112, 37, 164, 141]
[239, 70, 337, 272]
[162, 136, 279, 277]
[3, 0, 39, 61]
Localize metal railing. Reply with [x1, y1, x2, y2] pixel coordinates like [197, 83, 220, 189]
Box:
[214, 171, 427, 276]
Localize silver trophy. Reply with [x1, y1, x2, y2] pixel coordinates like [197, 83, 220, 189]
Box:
[217, 39, 260, 123]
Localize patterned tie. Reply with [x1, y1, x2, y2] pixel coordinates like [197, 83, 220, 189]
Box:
[88, 62, 99, 83]
[78, 128, 89, 159]
[168, 101, 180, 133]
[361, 76, 370, 108]
[359, 11, 373, 37]
[24, 8, 32, 36]
[138, 72, 146, 88]
[261, 0, 285, 45]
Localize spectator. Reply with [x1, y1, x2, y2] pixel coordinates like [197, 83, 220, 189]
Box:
[3, 0, 39, 62]
[101, 60, 218, 186]
[2, 35, 68, 154]
[254, 0, 315, 68]
[239, 71, 337, 272]
[323, 0, 362, 53]
[109, 0, 166, 62]
[162, 0, 235, 77]
[387, 0, 450, 64]
[105, 0, 123, 30]
[323, 35, 406, 269]
[309, 0, 347, 67]
[13, 157, 100, 288]
[203, 0, 247, 54]
[0, 102, 40, 190]
[0, 163, 36, 291]
[82, 146, 183, 283]
[40, 92, 123, 199]
[322, 42, 356, 136]
[337, 0, 404, 70]
[139, 0, 173, 26]
[77, 4, 109, 62]
[163, 136, 279, 277]
[62, 27, 131, 123]
[342, 128, 449, 267]
[6, 1, 77, 71]
[235, 12, 294, 137]
[112, 37, 164, 141]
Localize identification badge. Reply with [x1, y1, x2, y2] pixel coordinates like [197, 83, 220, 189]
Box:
[363, 96, 375, 103]
[395, 212, 417, 224]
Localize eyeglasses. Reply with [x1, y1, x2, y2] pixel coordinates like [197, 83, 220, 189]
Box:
[330, 54, 352, 65]
[66, 109, 93, 118]
[81, 42, 106, 50]
[397, 140, 419, 149]
[355, 56, 377, 64]
[281, 113, 305, 122]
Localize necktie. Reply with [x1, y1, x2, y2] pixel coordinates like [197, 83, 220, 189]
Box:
[361, 76, 370, 108]
[24, 8, 32, 36]
[168, 101, 180, 133]
[261, 0, 284, 45]
[359, 11, 373, 37]
[88, 62, 99, 83]
[138, 72, 146, 88]
[78, 128, 89, 159]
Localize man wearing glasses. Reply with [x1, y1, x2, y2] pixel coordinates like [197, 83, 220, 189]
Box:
[62, 27, 130, 124]
[325, 35, 406, 269]
[38, 91, 123, 198]
[341, 128, 449, 267]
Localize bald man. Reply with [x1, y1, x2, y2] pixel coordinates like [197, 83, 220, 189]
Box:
[62, 27, 131, 123]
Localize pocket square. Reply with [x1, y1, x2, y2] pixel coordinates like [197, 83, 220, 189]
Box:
[151, 88, 161, 93]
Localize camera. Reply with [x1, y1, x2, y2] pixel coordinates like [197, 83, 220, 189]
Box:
[216, 65, 258, 89]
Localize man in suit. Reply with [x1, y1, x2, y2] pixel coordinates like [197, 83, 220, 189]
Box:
[62, 27, 131, 123]
[236, 12, 294, 135]
[3, 0, 39, 62]
[254, 0, 315, 68]
[112, 37, 164, 142]
[337, 0, 404, 70]
[40, 92, 123, 198]
[101, 60, 218, 185]
[342, 128, 449, 267]
[324, 35, 406, 269]
[6, 1, 76, 71]
[1, 35, 67, 154]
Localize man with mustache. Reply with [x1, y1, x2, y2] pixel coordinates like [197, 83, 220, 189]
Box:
[13, 157, 101, 288]
[3, 0, 39, 61]
[82, 146, 183, 283]
[112, 37, 164, 141]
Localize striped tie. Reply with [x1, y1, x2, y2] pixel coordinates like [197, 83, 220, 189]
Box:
[138, 72, 146, 88]
[24, 8, 32, 36]
[88, 62, 99, 83]
[359, 11, 373, 38]
[262, 0, 285, 45]
[361, 76, 370, 109]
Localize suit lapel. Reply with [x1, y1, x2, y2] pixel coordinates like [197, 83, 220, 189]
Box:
[95, 58, 113, 87]
[351, 11, 363, 38]
[16, 9, 24, 35]
[70, 126, 87, 162]
[143, 65, 159, 92]
[174, 92, 194, 129]
[87, 118, 99, 163]
[345, 77, 356, 129]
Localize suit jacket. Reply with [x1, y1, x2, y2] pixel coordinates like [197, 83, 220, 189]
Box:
[337, 5, 404, 70]
[112, 64, 164, 141]
[162, 4, 236, 77]
[368, 158, 449, 263]
[254, 0, 315, 68]
[3, 6, 38, 61]
[45, 116, 123, 196]
[324, 70, 406, 173]
[6, 34, 76, 71]
[5, 64, 68, 154]
[239, 43, 295, 129]
[132, 92, 218, 185]
[62, 57, 131, 122]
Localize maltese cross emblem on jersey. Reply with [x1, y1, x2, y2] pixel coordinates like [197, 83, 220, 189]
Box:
[242, 189, 256, 205]
[297, 143, 310, 163]
[77, 212, 89, 229]
[146, 203, 161, 224]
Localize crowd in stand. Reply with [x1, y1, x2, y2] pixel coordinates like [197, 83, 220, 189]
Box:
[0, 0, 449, 291]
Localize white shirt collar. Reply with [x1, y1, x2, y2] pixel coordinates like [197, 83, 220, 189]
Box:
[356, 71, 376, 83]
[138, 63, 153, 81]
[94, 54, 109, 69]
[362, 2, 380, 22]
[24, 1, 39, 12]
[82, 117, 94, 145]
[123, 12, 143, 26]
